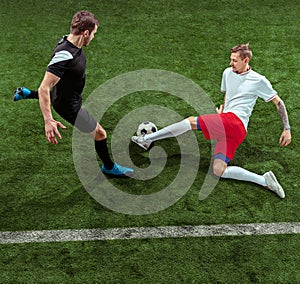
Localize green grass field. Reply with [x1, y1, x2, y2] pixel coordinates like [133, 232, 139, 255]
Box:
[0, 0, 299, 283]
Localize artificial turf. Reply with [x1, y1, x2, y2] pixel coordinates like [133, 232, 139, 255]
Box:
[0, 0, 299, 282]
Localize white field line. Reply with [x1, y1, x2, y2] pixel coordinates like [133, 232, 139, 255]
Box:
[0, 222, 299, 244]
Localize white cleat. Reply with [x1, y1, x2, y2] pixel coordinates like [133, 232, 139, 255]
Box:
[263, 171, 285, 198]
[131, 135, 152, 150]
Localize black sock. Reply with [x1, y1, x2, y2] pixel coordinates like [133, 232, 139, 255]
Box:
[94, 139, 114, 170]
[27, 90, 39, 99]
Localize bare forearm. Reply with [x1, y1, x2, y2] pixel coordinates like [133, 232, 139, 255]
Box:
[37, 71, 60, 122]
[277, 99, 290, 130]
[38, 86, 53, 122]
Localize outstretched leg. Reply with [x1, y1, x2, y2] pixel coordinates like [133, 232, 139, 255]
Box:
[132, 117, 193, 150]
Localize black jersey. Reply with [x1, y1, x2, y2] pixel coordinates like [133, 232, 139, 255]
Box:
[47, 36, 86, 115]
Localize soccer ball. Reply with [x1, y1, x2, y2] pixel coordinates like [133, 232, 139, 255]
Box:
[136, 121, 158, 136]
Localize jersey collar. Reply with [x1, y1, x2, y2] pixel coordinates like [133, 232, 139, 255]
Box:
[239, 66, 252, 76]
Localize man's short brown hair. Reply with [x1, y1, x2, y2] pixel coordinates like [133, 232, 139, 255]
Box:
[231, 43, 252, 60]
[71, 10, 99, 35]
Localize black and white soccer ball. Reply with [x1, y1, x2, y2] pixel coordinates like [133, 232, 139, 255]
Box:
[136, 121, 158, 136]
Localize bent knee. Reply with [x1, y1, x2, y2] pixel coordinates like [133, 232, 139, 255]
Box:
[213, 161, 227, 177]
[187, 116, 198, 130]
[94, 124, 107, 140]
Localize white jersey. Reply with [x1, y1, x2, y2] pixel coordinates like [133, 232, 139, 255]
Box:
[221, 67, 277, 130]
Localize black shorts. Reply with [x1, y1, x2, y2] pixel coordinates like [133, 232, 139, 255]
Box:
[55, 107, 97, 133]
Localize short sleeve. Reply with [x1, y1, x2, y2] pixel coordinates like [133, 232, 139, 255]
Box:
[46, 50, 73, 78]
[258, 76, 277, 102]
[221, 69, 227, 93]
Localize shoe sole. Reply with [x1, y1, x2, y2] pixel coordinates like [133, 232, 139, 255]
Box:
[103, 173, 131, 178]
[102, 171, 134, 178]
[131, 137, 149, 150]
[268, 171, 285, 198]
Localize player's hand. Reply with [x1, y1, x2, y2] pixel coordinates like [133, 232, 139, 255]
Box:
[216, 104, 224, 114]
[279, 129, 291, 146]
[45, 119, 66, 144]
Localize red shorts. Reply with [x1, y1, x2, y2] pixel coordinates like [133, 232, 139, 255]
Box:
[197, 112, 247, 162]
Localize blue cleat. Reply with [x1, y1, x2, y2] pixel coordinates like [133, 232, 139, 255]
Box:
[13, 87, 31, 101]
[101, 163, 134, 177]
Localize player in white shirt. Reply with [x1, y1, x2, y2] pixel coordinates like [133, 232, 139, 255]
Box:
[132, 44, 291, 198]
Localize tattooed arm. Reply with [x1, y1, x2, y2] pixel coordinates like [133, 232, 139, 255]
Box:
[272, 95, 291, 146]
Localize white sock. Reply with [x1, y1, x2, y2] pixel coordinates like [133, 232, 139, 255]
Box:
[221, 166, 267, 186]
[144, 118, 192, 142]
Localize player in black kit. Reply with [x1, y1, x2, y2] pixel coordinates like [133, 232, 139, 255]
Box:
[13, 10, 133, 177]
